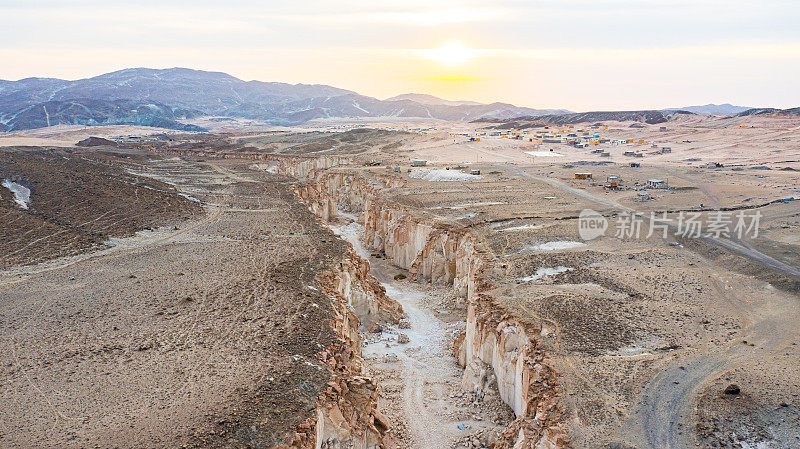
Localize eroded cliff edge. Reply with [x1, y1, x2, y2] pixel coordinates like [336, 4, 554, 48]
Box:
[281, 159, 569, 449]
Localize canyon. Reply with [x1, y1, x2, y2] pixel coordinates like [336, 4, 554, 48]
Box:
[283, 159, 568, 448]
[2, 118, 799, 448]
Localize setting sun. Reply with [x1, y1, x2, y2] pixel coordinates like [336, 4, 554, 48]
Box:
[415, 42, 479, 66]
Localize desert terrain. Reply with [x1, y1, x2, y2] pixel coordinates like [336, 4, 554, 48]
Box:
[1, 113, 798, 449]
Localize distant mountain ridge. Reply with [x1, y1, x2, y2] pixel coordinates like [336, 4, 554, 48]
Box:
[0, 68, 566, 132]
[734, 107, 800, 117]
[385, 93, 483, 106]
[665, 103, 754, 115]
[482, 110, 684, 129]
[1, 68, 792, 132]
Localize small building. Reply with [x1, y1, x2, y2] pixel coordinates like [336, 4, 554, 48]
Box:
[411, 159, 427, 167]
[637, 192, 651, 201]
[630, 162, 641, 167]
[470, 169, 481, 176]
[574, 172, 593, 180]
[607, 175, 620, 188]
[624, 150, 637, 157]
[661, 147, 672, 153]
[659, 126, 668, 132]
[647, 179, 668, 189]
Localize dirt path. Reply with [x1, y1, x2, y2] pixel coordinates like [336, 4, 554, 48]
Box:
[505, 164, 800, 448]
[328, 220, 500, 449]
[626, 289, 799, 449]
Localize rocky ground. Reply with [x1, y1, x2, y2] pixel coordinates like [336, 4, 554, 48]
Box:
[0, 155, 360, 448]
[275, 147, 800, 448]
[1, 115, 798, 448]
[0, 147, 201, 268]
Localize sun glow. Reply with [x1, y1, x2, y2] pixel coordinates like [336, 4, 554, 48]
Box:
[415, 42, 479, 66]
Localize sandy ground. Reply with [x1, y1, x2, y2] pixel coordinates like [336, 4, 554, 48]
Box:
[388, 115, 800, 168]
[267, 119, 798, 448]
[0, 157, 354, 448]
[2, 115, 799, 448]
[0, 124, 198, 147]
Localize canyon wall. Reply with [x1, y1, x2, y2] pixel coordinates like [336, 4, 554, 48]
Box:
[287, 165, 568, 449]
[456, 295, 566, 448]
[285, 248, 400, 449]
[276, 156, 351, 179]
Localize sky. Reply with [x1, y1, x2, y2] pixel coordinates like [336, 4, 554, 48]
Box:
[1, 0, 798, 111]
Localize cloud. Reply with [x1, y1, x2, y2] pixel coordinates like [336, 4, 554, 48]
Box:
[409, 75, 486, 82]
[406, 42, 800, 62]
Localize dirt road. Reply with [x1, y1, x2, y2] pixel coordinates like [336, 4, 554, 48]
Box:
[505, 165, 800, 448]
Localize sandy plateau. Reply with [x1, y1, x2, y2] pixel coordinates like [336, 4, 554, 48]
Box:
[0, 113, 798, 449]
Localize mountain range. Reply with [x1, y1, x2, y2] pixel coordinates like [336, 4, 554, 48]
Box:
[0, 68, 790, 133]
[663, 103, 754, 115]
[0, 68, 568, 132]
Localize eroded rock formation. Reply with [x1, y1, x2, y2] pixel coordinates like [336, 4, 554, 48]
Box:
[284, 247, 401, 449]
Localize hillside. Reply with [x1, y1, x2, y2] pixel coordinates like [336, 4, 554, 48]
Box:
[6, 99, 205, 132]
[481, 110, 687, 128]
[666, 103, 753, 115]
[385, 93, 483, 106]
[0, 68, 562, 131]
[735, 107, 800, 117]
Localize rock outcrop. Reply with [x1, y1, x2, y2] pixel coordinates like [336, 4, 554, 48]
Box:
[284, 246, 402, 449]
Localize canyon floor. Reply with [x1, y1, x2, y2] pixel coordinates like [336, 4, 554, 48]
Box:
[1, 114, 799, 448]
